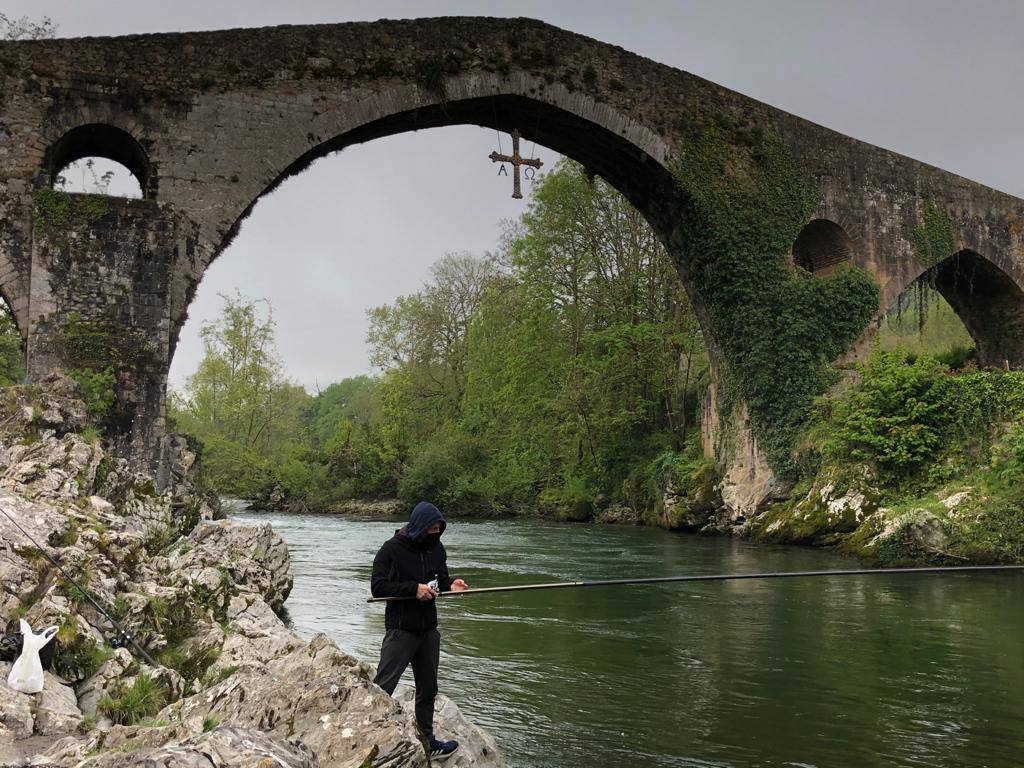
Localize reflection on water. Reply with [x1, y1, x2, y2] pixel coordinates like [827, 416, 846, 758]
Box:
[235, 512, 1024, 768]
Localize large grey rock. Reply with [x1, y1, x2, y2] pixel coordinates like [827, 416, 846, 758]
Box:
[160, 633, 427, 768]
[0, 665, 82, 740]
[35, 674, 84, 736]
[2, 433, 100, 504]
[40, 725, 316, 767]
[0, 380, 500, 767]
[170, 521, 293, 610]
[0, 678, 34, 741]
[395, 686, 505, 767]
[76, 649, 136, 718]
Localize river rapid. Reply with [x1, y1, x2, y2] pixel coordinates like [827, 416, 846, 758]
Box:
[233, 511, 1024, 768]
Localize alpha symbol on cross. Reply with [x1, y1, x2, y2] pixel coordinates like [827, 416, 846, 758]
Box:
[489, 129, 543, 199]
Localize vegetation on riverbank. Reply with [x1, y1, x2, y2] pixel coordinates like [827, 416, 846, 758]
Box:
[751, 339, 1024, 564]
[170, 160, 710, 520]
[164, 153, 1024, 566]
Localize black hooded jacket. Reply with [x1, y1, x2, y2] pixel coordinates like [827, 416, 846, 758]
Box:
[371, 502, 453, 632]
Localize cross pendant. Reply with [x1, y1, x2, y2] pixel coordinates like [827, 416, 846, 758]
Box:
[488, 129, 543, 199]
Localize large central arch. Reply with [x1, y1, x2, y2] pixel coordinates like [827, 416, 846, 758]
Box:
[171, 75, 690, 362]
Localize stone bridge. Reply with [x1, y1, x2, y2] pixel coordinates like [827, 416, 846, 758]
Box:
[1, 17, 1022, 488]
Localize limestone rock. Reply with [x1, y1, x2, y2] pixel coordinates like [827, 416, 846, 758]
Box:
[35, 673, 84, 736]
[711, 400, 789, 519]
[171, 521, 292, 610]
[750, 466, 881, 546]
[159, 634, 427, 768]
[207, 595, 302, 677]
[593, 505, 641, 525]
[0, 664, 82, 739]
[396, 686, 505, 767]
[0, 379, 501, 768]
[0, 678, 33, 740]
[44, 725, 317, 767]
[326, 498, 404, 517]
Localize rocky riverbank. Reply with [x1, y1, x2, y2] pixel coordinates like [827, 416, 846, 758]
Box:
[0, 377, 503, 767]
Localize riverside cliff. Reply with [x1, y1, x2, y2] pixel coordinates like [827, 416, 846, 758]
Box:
[0, 376, 502, 767]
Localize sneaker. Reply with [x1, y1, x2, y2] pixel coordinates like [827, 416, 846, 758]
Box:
[428, 737, 459, 761]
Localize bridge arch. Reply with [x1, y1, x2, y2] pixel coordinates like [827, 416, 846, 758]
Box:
[44, 124, 152, 198]
[877, 245, 1024, 369]
[792, 219, 855, 276]
[927, 249, 1024, 368]
[173, 75, 697, 356]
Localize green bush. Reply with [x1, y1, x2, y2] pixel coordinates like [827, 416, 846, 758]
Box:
[70, 367, 117, 424]
[820, 346, 1024, 488]
[99, 672, 168, 725]
[825, 349, 950, 482]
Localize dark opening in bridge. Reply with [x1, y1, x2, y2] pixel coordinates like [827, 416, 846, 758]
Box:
[880, 249, 1024, 370]
[792, 219, 853, 276]
[929, 250, 1024, 369]
[47, 124, 149, 199]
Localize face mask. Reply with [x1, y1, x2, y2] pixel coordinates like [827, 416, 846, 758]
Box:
[421, 532, 442, 549]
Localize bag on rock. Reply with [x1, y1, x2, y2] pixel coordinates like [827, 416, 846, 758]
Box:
[7, 619, 58, 694]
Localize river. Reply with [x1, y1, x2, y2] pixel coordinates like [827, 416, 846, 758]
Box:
[233, 511, 1024, 768]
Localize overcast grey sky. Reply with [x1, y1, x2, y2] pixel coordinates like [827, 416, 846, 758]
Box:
[13, 1, 1024, 390]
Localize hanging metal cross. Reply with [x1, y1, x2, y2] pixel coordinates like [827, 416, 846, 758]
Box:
[489, 129, 543, 199]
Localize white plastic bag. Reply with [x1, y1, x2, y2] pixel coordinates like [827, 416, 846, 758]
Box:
[7, 619, 57, 694]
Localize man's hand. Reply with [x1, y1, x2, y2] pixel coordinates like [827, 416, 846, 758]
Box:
[450, 579, 469, 592]
[416, 583, 438, 601]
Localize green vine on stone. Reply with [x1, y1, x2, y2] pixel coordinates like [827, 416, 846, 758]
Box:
[32, 188, 108, 236]
[59, 312, 147, 373]
[670, 116, 880, 478]
[912, 204, 956, 267]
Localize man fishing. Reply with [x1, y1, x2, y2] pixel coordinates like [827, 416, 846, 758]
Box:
[371, 501, 468, 762]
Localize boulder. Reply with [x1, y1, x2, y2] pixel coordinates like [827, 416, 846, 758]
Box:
[35, 673, 84, 736]
[0, 378, 502, 767]
[43, 725, 317, 768]
[158, 634, 427, 768]
[396, 686, 504, 767]
[0, 664, 82, 739]
[593, 505, 641, 525]
[750, 466, 881, 546]
[0, 676, 33, 741]
[171, 521, 292, 610]
[76, 648, 136, 717]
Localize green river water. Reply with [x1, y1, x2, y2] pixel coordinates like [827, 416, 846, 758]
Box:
[234, 511, 1024, 768]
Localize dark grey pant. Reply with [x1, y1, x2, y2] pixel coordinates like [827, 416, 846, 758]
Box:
[373, 628, 441, 738]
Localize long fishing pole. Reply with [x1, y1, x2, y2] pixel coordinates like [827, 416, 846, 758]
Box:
[0, 505, 157, 666]
[366, 564, 1024, 602]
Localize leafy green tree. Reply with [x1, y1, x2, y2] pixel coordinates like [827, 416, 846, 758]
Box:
[0, 303, 25, 387]
[169, 293, 308, 496]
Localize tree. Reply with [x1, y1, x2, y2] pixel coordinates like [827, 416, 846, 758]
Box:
[0, 14, 56, 40]
[367, 252, 502, 424]
[0, 303, 24, 387]
[170, 293, 308, 495]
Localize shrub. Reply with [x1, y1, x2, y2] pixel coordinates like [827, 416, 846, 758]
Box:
[69, 367, 117, 424]
[825, 348, 952, 483]
[99, 672, 168, 725]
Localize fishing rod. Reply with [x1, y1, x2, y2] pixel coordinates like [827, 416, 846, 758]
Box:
[0, 505, 157, 666]
[366, 564, 1024, 602]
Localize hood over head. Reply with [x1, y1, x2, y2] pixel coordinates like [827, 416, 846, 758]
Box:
[401, 501, 447, 541]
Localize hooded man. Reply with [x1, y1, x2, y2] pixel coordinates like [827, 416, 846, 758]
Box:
[371, 501, 468, 761]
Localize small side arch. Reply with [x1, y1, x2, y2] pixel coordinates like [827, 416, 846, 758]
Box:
[792, 219, 854, 276]
[44, 124, 153, 198]
[930, 249, 1024, 368]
